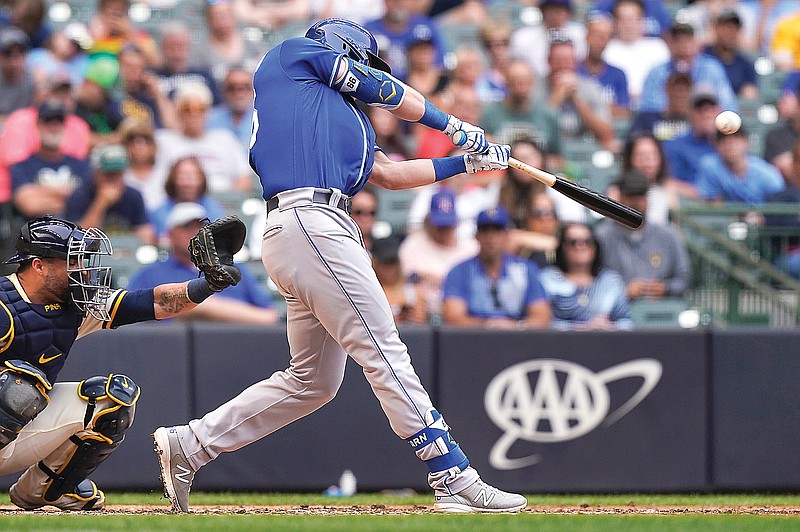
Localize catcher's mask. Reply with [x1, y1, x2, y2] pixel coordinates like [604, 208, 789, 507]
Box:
[305, 18, 391, 74]
[4, 216, 113, 321]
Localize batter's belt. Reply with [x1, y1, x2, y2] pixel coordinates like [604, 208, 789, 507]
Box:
[266, 188, 352, 215]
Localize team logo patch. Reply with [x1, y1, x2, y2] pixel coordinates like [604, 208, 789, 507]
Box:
[650, 252, 662, 268]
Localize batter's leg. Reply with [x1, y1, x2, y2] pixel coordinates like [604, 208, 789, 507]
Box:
[180, 296, 348, 470]
[281, 208, 480, 493]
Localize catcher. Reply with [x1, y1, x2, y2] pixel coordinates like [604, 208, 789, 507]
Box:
[0, 214, 245, 510]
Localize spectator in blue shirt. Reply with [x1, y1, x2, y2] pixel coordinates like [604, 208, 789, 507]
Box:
[639, 22, 737, 114]
[663, 90, 721, 197]
[578, 15, 630, 118]
[696, 127, 785, 203]
[442, 206, 551, 329]
[206, 66, 254, 151]
[127, 202, 278, 324]
[629, 71, 692, 142]
[364, 1, 447, 81]
[539, 221, 633, 330]
[703, 10, 758, 99]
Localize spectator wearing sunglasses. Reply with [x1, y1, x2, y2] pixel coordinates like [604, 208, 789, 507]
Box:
[519, 191, 560, 269]
[207, 67, 254, 151]
[154, 82, 254, 194]
[539, 222, 632, 330]
[442, 206, 551, 329]
[350, 184, 381, 254]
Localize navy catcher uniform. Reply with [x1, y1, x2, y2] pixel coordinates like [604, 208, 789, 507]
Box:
[154, 18, 524, 513]
[0, 216, 240, 510]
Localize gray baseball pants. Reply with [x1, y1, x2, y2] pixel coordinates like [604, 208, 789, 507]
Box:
[180, 188, 478, 493]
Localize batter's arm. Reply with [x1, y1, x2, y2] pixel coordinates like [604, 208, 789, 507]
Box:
[331, 57, 486, 153]
[370, 145, 510, 190]
[369, 151, 438, 190]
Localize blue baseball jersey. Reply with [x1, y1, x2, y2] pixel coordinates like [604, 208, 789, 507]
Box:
[249, 38, 378, 200]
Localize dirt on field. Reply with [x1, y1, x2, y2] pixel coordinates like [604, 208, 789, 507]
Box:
[2, 504, 800, 516]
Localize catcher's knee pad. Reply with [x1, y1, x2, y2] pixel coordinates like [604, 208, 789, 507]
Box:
[38, 374, 140, 503]
[0, 360, 51, 449]
[405, 409, 470, 473]
[78, 374, 140, 441]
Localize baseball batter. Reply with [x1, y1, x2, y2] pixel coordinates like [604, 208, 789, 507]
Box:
[153, 18, 524, 513]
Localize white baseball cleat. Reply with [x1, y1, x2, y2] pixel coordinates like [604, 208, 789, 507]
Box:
[153, 426, 195, 513]
[434, 479, 527, 513]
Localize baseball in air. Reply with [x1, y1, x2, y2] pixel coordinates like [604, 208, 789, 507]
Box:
[715, 111, 742, 135]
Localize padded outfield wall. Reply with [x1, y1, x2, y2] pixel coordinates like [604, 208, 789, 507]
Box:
[1, 324, 798, 493]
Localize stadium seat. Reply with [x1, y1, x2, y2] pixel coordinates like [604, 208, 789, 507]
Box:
[106, 234, 149, 289]
[376, 188, 415, 236]
[630, 298, 690, 328]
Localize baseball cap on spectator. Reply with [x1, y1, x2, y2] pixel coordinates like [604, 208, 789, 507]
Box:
[692, 89, 718, 108]
[167, 202, 208, 230]
[37, 99, 67, 122]
[476, 206, 510, 230]
[84, 55, 119, 90]
[92, 144, 129, 172]
[0, 26, 30, 53]
[428, 189, 458, 227]
[614, 171, 650, 196]
[407, 25, 434, 49]
[715, 9, 742, 26]
[175, 82, 213, 108]
[669, 21, 695, 38]
[540, 0, 572, 10]
[371, 235, 401, 263]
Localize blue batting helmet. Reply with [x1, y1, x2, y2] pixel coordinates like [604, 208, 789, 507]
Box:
[305, 18, 391, 73]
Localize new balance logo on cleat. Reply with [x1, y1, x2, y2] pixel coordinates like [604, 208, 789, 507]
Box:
[434, 479, 526, 513]
[475, 488, 496, 507]
[175, 464, 193, 484]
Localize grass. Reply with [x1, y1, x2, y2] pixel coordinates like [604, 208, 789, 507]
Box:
[0, 492, 798, 531]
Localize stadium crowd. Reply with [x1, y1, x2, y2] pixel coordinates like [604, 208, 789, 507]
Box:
[0, 0, 798, 328]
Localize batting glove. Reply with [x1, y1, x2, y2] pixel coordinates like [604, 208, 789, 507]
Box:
[443, 115, 489, 154]
[464, 144, 510, 173]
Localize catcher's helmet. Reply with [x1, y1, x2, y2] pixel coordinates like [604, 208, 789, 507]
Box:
[4, 216, 113, 320]
[4, 216, 79, 263]
[305, 18, 391, 73]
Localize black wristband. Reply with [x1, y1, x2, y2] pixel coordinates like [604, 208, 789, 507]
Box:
[187, 278, 215, 303]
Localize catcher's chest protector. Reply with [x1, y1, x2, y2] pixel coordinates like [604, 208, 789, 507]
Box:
[0, 277, 82, 383]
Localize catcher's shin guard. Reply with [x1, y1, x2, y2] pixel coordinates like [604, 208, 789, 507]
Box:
[0, 360, 51, 449]
[39, 374, 139, 503]
[405, 409, 470, 473]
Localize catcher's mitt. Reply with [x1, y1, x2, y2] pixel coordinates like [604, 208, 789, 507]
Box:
[189, 215, 246, 292]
